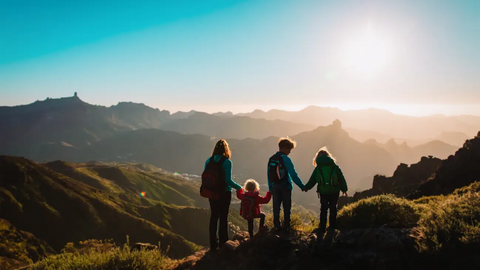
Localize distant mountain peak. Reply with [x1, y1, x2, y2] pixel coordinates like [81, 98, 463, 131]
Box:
[386, 138, 398, 145]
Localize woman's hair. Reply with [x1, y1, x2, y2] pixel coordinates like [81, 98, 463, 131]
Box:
[211, 139, 231, 159]
[278, 137, 297, 150]
[313, 147, 336, 166]
[244, 179, 260, 192]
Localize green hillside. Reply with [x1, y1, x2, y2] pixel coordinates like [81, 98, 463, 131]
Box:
[0, 156, 200, 259]
[0, 219, 54, 270]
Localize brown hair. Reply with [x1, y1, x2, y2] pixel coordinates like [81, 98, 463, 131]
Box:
[244, 179, 260, 192]
[211, 139, 231, 159]
[278, 137, 297, 150]
[313, 147, 336, 166]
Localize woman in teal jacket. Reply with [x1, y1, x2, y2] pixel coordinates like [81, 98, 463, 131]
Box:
[304, 147, 348, 235]
[205, 139, 242, 250]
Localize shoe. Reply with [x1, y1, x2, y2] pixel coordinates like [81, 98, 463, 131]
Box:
[259, 225, 269, 232]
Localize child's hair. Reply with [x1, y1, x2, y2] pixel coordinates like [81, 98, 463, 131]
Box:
[244, 179, 260, 192]
[313, 147, 336, 166]
[278, 137, 297, 150]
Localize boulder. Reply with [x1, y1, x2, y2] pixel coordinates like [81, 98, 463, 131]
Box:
[131, 242, 158, 251]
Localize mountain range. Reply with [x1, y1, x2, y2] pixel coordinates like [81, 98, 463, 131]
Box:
[238, 106, 480, 142]
[0, 95, 464, 201]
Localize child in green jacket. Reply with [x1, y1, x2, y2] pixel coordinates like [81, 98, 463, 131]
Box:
[304, 147, 348, 235]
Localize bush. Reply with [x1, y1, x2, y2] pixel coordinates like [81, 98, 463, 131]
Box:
[337, 195, 422, 229]
[61, 239, 116, 255]
[25, 245, 174, 270]
[414, 191, 480, 253]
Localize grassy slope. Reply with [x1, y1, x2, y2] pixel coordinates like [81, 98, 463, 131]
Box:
[0, 156, 198, 259]
[338, 181, 480, 254]
[0, 219, 54, 270]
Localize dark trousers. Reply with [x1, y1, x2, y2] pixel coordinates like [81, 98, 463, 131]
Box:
[272, 185, 292, 230]
[209, 191, 231, 249]
[247, 213, 266, 238]
[319, 192, 340, 231]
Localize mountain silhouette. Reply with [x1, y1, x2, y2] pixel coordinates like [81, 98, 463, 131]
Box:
[410, 131, 480, 198]
[239, 106, 480, 140]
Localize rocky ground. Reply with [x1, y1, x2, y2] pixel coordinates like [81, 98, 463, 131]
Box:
[169, 226, 447, 270]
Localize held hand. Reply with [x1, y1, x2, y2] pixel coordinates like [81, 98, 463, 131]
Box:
[342, 191, 348, 197]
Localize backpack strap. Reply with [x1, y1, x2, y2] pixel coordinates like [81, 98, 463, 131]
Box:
[318, 167, 326, 186]
[330, 166, 336, 186]
[277, 153, 287, 173]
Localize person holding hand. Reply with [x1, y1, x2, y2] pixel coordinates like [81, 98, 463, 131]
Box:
[304, 147, 348, 238]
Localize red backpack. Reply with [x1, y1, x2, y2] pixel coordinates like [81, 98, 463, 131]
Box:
[240, 195, 257, 220]
[200, 156, 227, 199]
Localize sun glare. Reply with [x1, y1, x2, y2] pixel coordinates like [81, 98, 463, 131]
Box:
[342, 25, 392, 80]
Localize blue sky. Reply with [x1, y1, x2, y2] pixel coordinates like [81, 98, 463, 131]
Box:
[1, 0, 480, 115]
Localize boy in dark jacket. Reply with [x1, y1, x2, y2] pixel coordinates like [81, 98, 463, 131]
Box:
[237, 179, 272, 238]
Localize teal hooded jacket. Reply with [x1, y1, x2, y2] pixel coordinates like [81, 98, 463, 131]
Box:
[304, 155, 348, 194]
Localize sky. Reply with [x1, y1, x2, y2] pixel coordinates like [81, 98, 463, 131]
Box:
[1, 0, 480, 116]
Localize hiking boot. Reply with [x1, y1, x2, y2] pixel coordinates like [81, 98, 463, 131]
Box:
[259, 225, 269, 233]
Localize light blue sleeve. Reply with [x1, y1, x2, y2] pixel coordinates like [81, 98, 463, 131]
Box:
[223, 159, 242, 190]
[282, 155, 305, 189]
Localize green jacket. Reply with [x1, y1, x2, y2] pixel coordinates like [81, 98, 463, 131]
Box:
[304, 156, 348, 194]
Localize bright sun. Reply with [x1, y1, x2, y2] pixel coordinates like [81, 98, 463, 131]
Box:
[342, 25, 392, 80]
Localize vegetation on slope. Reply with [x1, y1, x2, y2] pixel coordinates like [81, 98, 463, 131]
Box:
[0, 219, 54, 270]
[25, 241, 175, 270]
[337, 195, 422, 229]
[337, 181, 480, 262]
[0, 156, 199, 258]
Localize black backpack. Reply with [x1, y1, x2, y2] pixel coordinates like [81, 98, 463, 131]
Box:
[200, 156, 227, 199]
[268, 152, 286, 183]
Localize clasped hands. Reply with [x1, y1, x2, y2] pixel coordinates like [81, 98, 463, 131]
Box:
[301, 187, 348, 197]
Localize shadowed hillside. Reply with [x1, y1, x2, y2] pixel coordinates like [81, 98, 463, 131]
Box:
[411, 131, 480, 198]
[0, 156, 200, 258]
[0, 219, 54, 269]
[160, 112, 315, 139]
[351, 156, 443, 202]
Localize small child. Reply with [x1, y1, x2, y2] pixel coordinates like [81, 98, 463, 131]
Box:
[237, 179, 272, 238]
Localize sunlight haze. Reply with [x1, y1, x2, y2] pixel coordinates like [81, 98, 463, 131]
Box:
[1, 0, 479, 115]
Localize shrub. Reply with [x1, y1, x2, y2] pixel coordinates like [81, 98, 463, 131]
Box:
[25, 245, 174, 270]
[414, 191, 480, 253]
[61, 239, 116, 255]
[337, 194, 422, 229]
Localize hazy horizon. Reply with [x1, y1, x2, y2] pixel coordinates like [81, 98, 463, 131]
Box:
[3, 93, 480, 118]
